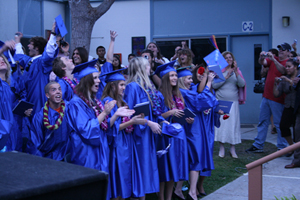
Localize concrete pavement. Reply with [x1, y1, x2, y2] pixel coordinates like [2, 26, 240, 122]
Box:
[202, 124, 300, 200]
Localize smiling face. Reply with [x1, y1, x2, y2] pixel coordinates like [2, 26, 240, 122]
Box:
[169, 71, 178, 86]
[112, 57, 120, 67]
[224, 53, 233, 67]
[0, 56, 8, 71]
[180, 53, 188, 64]
[183, 75, 193, 89]
[72, 49, 82, 65]
[90, 72, 100, 93]
[46, 83, 62, 106]
[117, 80, 126, 96]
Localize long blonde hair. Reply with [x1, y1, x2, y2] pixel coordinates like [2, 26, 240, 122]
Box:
[127, 57, 154, 105]
[0, 54, 11, 84]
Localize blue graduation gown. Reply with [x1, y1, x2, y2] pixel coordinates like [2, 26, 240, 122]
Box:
[5, 76, 26, 151]
[65, 95, 110, 172]
[0, 79, 14, 150]
[14, 49, 58, 116]
[56, 78, 76, 101]
[123, 82, 159, 195]
[155, 92, 189, 182]
[97, 62, 113, 100]
[103, 97, 144, 199]
[180, 85, 219, 172]
[26, 104, 70, 161]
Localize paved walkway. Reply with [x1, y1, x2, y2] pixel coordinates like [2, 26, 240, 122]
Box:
[202, 124, 300, 200]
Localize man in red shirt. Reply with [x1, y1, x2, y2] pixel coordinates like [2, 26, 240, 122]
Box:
[246, 43, 291, 152]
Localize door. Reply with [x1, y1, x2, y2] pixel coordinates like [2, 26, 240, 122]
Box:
[231, 35, 269, 124]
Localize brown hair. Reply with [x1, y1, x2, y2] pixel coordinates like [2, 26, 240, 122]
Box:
[160, 72, 184, 109]
[52, 57, 66, 78]
[75, 73, 94, 101]
[222, 51, 236, 68]
[178, 49, 192, 67]
[146, 42, 164, 60]
[101, 80, 127, 108]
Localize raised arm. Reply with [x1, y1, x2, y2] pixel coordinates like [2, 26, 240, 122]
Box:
[106, 30, 118, 63]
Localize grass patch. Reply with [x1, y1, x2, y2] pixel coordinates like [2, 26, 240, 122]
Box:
[142, 139, 277, 199]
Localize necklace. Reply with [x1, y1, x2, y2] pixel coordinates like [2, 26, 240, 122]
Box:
[43, 100, 65, 130]
[171, 95, 185, 110]
[79, 94, 108, 131]
[62, 76, 79, 90]
[122, 116, 134, 133]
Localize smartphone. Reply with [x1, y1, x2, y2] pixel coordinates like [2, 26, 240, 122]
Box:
[294, 39, 297, 44]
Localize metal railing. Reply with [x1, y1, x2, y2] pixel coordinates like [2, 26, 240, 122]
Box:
[245, 142, 300, 200]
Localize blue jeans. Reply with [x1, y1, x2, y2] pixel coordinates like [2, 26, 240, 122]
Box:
[253, 97, 288, 149]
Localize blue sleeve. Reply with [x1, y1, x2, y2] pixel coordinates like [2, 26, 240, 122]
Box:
[26, 111, 44, 156]
[66, 101, 103, 146]
[13, 54, 31, 70]
[41, 48, 58, 74]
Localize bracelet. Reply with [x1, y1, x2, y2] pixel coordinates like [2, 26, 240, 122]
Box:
[51, 31, 56, 36]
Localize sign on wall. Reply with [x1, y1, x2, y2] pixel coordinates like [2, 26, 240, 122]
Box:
[242, 21, 254, 32]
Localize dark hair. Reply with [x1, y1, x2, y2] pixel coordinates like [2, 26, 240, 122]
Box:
[146, 42, 164, 60]
[75, 73, 95, 100]
[52, 57, 66, 78]
[290, 51, 297, 58]
[192, 64, 207, 84]
[141, 49, 154, 59]
[44, 81, 59, 94]
[128, 53, 136, 59]
[159, 72, 184, 109]
[72, 47, 88, 65]
[96, 46, 105, 53]
[287, 58, 299, 67]
[101, 80, 127, 108]
[268, 48, 278, 57]
[113, 55, 122, 70]
[178, 49, 192, 66]
[29, 37, 47, 55]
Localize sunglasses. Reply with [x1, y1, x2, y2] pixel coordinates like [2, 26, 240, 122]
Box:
[278, 48, 287, 51]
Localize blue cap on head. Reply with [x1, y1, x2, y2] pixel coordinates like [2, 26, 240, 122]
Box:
[177, 67, 192, 78]
[100, 68, 125, 83]
[155, 61, 176, 78]
[72, 59, 98, 79]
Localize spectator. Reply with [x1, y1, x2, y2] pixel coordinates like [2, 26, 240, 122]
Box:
[246, 43, 291, 153]
[146, 42, 170, 64]
[141, 49, 161, 88]
[170, 46, 182, 61]
[273, 59, 299, 156]
[96, 45, 106, 66]
[212, 51, 246, 158]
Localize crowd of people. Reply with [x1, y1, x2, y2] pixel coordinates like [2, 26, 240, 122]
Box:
[0, 18, 299, 200]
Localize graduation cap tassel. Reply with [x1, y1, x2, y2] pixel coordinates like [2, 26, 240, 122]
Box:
[209, 35, 219, 50]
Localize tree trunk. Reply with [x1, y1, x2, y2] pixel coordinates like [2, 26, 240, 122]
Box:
[68, 0, 115, 55]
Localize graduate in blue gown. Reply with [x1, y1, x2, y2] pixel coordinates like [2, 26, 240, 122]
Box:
[26, 81, 71, 160]
[101, 69, 147, 199]
[66, 60, 134, 199]
[13, 22, 58, 116]
[154, 61, 190, 200]
[0, 43, 32, 152]
[175, 67, 220, 199]
[52, 56, 77, 101]
[124, 57, 163, 198]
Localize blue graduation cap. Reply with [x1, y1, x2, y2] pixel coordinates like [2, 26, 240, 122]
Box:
[155, 61, 176, 78]
[0, 40, 16, 65]
[162, 123, 185, 140]
[204, 49, 228, 70]
[176, 67, 192, 78]
[100, 68, 125, 83]
[208, 65, 226, 83]
[72, 59, 98, 79]
[55, 14, 68, 37]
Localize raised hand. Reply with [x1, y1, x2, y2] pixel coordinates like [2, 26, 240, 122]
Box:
[207, 72, 216, 82]
[110, 30, 118, 42]
[24, 108, 33, 117]
[14, 32, 23, 43]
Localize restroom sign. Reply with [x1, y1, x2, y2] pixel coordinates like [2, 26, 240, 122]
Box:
[242, 21, 253, 32]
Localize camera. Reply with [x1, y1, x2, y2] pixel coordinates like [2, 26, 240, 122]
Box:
[59, 39, 67, 47]
[277, 78, 282, 82]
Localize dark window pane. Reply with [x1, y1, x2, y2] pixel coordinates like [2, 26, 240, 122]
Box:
[254, 44, 262, 80]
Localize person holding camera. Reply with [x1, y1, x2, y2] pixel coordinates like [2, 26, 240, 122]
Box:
[246, 43, 291, 153]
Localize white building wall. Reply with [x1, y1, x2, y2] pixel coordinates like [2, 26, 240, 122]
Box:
[0, 0, 18, 40]
[272, 0, 300, 48]
[43, 1, 65, 35]
[90, 0, 151, 66]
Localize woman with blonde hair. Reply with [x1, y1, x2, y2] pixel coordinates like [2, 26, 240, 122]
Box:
[124, 57, 163, 199]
